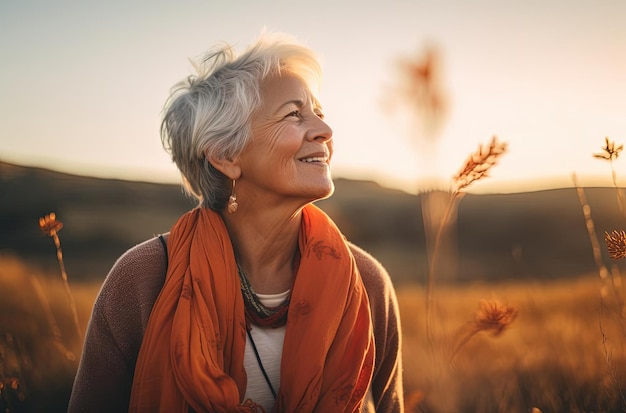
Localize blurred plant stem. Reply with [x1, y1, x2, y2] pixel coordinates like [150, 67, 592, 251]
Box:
[594, 136, 625, 217]
[573, 175, 625, 317]
[52, 232, 83, 342]
[574, 155, 626, 411]
[425, 137, 507, 363]
[600, 303, 626, 408]
[424, 190, 462, 364]
[39, 213, 83, 342]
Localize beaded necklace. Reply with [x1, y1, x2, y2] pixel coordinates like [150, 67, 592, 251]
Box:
[237, 263, 290, 328]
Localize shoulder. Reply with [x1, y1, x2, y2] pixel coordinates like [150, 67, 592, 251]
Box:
[348, 241, 399, 336]
[100, 236, 167, 300]
[94, 236, 168, 338]
[108, 235, 168, 278]
[348, 242, 395, 299]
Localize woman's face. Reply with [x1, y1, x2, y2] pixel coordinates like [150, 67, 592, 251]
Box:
[238, 72, 334, 207]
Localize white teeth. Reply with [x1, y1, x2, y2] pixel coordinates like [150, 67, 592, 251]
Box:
[301, 157, 327, 163]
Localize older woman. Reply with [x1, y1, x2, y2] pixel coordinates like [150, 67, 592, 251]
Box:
[69, 32, 403, 413]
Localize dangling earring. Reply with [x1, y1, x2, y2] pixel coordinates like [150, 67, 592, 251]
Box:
[228, 179, 238, 213]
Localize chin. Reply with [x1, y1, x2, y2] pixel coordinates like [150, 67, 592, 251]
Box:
[295, 175, 335, 203]
[311, 180, 335, 202]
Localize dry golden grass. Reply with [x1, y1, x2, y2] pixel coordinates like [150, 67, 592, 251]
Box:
[5, 202, 626, 412]
[399, 275, 626, 413]
[7, 158, 621, 413]
[0, 254, 99, 412]
[1, 253, 626, 412]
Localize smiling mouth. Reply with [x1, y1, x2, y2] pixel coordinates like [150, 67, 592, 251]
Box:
[299, 156, 329, 164]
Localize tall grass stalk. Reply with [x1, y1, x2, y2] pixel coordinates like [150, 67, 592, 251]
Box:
[600, 303, 626, 408]
[574, 136, 626, 314]
[594, 136, 626, 217]
[573, 174, 611, 287]
[39, 213, 83, 342]
[425, 136, 507, 360]
[387, 44, 451, 371]
[575, 136, 626, 411]
[424, 190, 459, 365]
[572, 176, 625, 325]
[572, 173, 624, 314]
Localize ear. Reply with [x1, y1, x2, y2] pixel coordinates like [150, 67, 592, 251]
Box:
[206, 151, 242, 180]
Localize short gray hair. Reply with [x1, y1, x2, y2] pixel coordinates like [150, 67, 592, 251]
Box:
[161, 32, 322, 210]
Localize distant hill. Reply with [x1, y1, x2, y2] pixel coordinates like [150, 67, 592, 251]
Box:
[1, 161, 625, 285]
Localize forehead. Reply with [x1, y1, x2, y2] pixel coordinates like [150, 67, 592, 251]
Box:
[259, 72, 318, 107]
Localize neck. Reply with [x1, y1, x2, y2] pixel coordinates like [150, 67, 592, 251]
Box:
[222, 208, 302, 294]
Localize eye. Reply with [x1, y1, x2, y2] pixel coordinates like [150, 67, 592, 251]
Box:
[315, 110, 325, 120]
[286, 110, 302, 118]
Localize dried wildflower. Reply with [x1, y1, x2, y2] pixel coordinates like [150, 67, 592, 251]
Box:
[593, 136, 623, 161]
[605, 230, 626, 260]
[450, 299, 518, 364]
[39, 212, 63, 237]
[474, 299, 518, 336]
[391, 45, 448, 140]
[453, 136, 508, 192]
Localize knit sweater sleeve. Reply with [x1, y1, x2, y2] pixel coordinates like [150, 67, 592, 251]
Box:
[349, 243, 405, 413]
[68, 237, 167, 413]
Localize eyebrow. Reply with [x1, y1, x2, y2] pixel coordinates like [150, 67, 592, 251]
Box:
[273, 99, 304, 115]
[273, 98, 323, 115]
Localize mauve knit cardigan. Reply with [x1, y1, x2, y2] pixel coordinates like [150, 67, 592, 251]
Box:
[69, 235, 404, 412]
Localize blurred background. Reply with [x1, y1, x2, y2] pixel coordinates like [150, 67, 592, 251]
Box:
[2, 0, 626, 412]
[2, 0, 626, 193]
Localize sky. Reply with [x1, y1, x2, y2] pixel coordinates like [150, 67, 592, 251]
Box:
[1, 0, 625, 194]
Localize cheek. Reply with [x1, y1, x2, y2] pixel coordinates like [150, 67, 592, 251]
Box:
[265, 124, 303, 156]
[253, 122, 289, 150]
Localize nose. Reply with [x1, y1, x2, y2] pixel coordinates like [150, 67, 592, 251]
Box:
[307, 116, 333, 143]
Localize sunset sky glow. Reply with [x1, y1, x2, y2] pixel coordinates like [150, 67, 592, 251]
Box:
[1, 0, 625, 194]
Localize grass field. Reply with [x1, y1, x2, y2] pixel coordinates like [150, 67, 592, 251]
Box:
[0, 254, 98, 413]
[1, 253, 625, 412]
[399, 275, 626, 412]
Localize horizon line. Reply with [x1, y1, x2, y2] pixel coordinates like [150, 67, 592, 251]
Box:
[0, 157, 620, 196]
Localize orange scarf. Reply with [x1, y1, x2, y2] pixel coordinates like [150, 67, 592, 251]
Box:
[129, 204, 374, 412]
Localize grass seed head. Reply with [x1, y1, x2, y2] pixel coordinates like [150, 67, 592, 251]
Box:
[453, 136, 507, 192]
[474, 299, 518, 336]
[605, 230, 626, 260]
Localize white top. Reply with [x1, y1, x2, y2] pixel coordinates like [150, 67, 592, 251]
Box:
[242, 290, 375, 412]
[242, 290, 289, 411]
